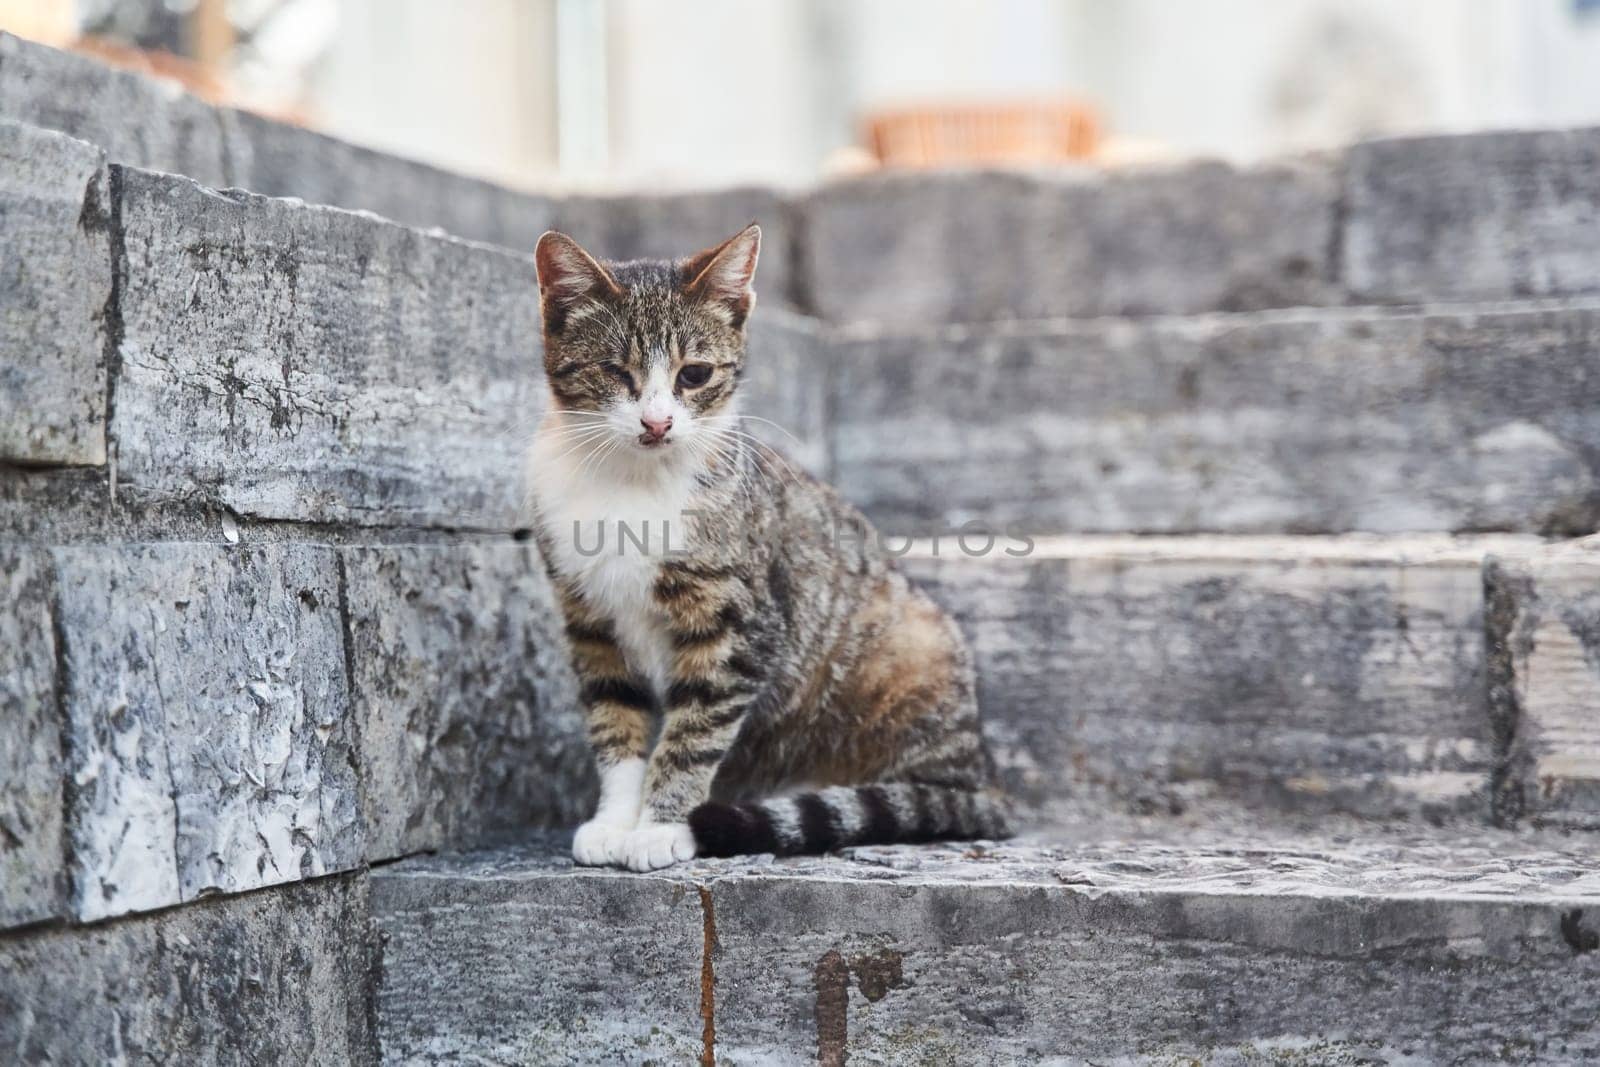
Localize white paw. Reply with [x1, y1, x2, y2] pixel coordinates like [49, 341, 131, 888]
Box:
[572, 819, 635, 866]
[620, 822, 697, 872]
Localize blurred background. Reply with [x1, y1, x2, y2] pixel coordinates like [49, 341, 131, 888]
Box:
[4, 0, 1600, 190]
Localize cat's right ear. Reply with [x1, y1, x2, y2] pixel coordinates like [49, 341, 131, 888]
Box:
[534, 231, 622, 335]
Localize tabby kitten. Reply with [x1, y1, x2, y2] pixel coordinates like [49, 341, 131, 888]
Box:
[527, 224, 1009, 872]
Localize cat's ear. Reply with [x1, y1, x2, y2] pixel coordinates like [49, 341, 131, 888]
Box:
[535, 231, 622, 335]
[682, 223, 760, 329]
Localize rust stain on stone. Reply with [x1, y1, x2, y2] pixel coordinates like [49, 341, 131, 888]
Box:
[698, 885, 718, 1066]
[814, 948, 850, 1066]
[849, 948, 906, 1003]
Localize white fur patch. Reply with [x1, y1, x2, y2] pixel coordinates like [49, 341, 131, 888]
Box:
[760, 797, 806, 850]
[530, 402, 738, 875]
[573, 822, 633, 867]
[529, 413, 710, 702]
[619, 822, 696, 872]
[593, 759, 646, 824]
[572, 759, 646, 866]
[818, 786, 866, 843]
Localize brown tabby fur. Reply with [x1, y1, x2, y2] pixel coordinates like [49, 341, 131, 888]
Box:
[529, 225, 1009, 863]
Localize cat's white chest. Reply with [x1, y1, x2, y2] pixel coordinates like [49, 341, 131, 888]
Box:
[530, 440, 698, 700]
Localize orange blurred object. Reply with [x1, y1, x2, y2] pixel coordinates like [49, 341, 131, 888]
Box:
[864, 100, 1101, 168]
[69, 35, 229, 102]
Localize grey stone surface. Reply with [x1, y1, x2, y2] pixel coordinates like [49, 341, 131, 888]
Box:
[1487, 538, 1600, 829]
[343, 542, 593, 861]
[0, 120, 109, 466]
[375, 834, 1600, 1064]
[0, 872, 377, 1065]
[111, 167, 542, 530]
[801, 159, 1337, 325]
[833, 304, 1600, 535]
[905, 535, 1533, 819]
[221, 108, 556, 252]
[53, 542, 361, 921]
[552, 185, 800, 310]
[374, 847, 706, 1064]
[1346, 127, 1600, 304]
[0, 32, 227, 186]
[741, 308, 832, 476]
[0, 547, 64, 929]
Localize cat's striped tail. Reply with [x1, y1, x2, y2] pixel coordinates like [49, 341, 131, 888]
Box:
[688, 784, 1012, 858]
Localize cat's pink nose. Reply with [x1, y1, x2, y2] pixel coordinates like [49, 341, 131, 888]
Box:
[640, 414, 673, 440]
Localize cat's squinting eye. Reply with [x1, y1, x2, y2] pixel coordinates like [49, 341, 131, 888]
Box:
[677, 364, 713, 390]
[602, 363, 634, 388]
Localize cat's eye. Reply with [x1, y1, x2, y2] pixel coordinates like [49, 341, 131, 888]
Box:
[603, 363, 634, 388]
[676, 364, 713, 390]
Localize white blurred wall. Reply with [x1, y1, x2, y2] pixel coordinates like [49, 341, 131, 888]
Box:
[308, 0, 557, 189]
[1060, 0, 1600, 160]
[290, 0, 1600, 190]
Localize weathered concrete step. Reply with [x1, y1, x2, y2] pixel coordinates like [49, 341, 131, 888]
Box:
[373, 832, 1600, 1064]
[901, 534, 1540, 821]
[834, 302, 1600, 535]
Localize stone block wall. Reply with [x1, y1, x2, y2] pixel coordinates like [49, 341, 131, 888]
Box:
[0, 120, 109, 466]
[1486, 538, 1600, 829]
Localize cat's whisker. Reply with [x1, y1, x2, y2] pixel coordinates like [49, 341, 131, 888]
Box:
[538, 423, 617, 442]
[575, 435, 626, 482]
[701, 413, 806, 450]
[543, 411, 614, 427]
[702, 427, 798, 485]
[544, 429, 622, 469]
[537, 419, 618, 439]
[692, 437, 749, 486]
[694, 438, 764, 494]
[692, 429, 754, 475]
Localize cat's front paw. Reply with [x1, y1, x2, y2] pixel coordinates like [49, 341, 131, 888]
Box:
[572, 819, 634, 866]
[620, 822, 697, 872]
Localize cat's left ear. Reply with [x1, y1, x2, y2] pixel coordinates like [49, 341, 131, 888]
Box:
[683, 224, 760, 329]
[535, 230, 623, 336]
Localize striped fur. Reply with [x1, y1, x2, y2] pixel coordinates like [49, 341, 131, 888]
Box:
[690, 786, 1012, 857]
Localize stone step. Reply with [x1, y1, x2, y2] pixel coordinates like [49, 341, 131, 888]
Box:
[8, 529, 1588, 934]
[801, 159, 1340, 324]
[0, 540, 591, 928]
[901, 534, 1549, 821]
[832, 303, 1600, 536]
[8, 36, 1600, 325]
[805, 126, 1600, 326]
[1345, 128, 1600, 306]
[1, 871, 376, 1064]
[372, 830, 1600, 1064]
[0, 119, 828, 526]
[0, 33, 800, 307]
